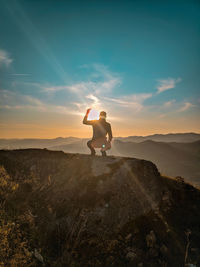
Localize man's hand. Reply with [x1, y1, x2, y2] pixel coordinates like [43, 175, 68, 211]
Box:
[86, 108, 91, 116]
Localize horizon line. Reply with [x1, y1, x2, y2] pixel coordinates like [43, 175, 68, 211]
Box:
[1, 132, 200, 140]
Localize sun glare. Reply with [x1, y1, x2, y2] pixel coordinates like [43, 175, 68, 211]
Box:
[87, 109, 100, 120]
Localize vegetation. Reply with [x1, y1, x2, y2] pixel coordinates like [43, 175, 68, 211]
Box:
[0, 166, 36, 266]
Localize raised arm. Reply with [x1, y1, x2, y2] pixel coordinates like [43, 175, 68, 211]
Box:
[83, 108, 94, 125]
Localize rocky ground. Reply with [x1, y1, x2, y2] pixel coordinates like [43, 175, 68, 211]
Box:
[0, 149, 200, 266]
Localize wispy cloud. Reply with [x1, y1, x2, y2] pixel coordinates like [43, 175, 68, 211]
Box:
[0, 89, 80, 115]
[67, 82, 94, 94]
[164, 99, 176, 107]
[3, 63, 190, 125]
[0, 90, 45, 111]
[179, 102, 195, 112]
[0, 49, 13, 67]
[86, 94, 100, 107]
[11, 73, 31, 76]
[42, 85, 69, 93]
[156, 78, 181, 94]
[103, 93, 152, 112]
[36, 64, 155, 118]
[43, 64, 121, 95]
[42, 70, 183, 118]
[41, 64, 122, 115]
[158, 114, 167, 119]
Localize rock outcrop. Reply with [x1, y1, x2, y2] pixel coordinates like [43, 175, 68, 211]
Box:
[0, 149, 200, 266]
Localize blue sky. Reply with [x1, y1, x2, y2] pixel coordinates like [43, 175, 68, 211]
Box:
[0, 0, 200, 138]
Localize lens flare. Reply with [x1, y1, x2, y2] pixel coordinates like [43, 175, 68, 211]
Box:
[87, 109, 100, 120]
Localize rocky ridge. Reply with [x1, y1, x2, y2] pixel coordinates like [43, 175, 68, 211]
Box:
[0, 149, 200, 266]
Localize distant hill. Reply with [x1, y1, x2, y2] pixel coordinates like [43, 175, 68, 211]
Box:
[1, 133, 199, 149]
[0, 137, 80, 149]
[0, 149, 199, 266]
[1, 133, 200, 149]
[116, 132, 200, 143]
[112, 140, 200, 186]
[50, 139, 89, 153]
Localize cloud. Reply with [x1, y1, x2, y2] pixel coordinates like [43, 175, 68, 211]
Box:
[43, 64, 121, 96]
[1, 64, 159, 122]
[0, 49, 13, 67]
[42, 69, 183, 120]
[0, 90, 46, 111]
[65, 78, 120, 95]
[156, 78, 181, 94]
[158, 114, 167, 119]
[40, 64, 154, 118]
[24, 95, 45, 107]
[86, 94, 100, 107]
[67, 82, 93, 94]
[0, 89, 81, 116]
[164, 99, 176, 107]
[42, 85, 69, 93]
[103, 93, 152, 112]
[71, 92, 152, 116]
[178, 102, 195, 112]
[41, 64, 122, 114]
[12, 73, 30, 76]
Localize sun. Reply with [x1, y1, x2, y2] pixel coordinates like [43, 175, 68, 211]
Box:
[87, 109, 100, 120]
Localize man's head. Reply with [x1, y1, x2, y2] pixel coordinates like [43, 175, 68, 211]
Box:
[99, 111, 107, 120]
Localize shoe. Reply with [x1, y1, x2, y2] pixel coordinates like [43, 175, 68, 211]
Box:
[101, 151, 107, 157]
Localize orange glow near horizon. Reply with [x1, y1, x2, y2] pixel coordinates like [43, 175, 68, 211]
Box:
[1, 110, 200, 139]
[1, 121, 200, 139]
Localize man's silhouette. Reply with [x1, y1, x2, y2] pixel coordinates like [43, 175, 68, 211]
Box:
[83, 109, 113, 156]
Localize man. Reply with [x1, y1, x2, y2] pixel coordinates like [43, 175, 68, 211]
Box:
[83, 108, 113, 156]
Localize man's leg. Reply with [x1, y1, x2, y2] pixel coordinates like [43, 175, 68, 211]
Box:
[100, 145, 107, 156]
[100, 141, 111, 157]
[87, 140, 96, 156]
[101, 150, 107, 157]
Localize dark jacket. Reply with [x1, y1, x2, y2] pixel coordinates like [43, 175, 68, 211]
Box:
[83, 116, 113, 141]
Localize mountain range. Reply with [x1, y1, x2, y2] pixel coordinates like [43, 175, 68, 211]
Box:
[1, 133, 200, 186]
[1, 133, 200, 149]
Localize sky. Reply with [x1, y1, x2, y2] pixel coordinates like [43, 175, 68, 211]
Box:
[0, 0, 200, 138]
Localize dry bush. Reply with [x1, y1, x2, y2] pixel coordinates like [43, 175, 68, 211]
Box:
[0, 166, 36, 266]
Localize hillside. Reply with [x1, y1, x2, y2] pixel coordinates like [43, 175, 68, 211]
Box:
[117, 133, 200, 143]
[112, 140, 200, 186]
[0, 149, 200, 266]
